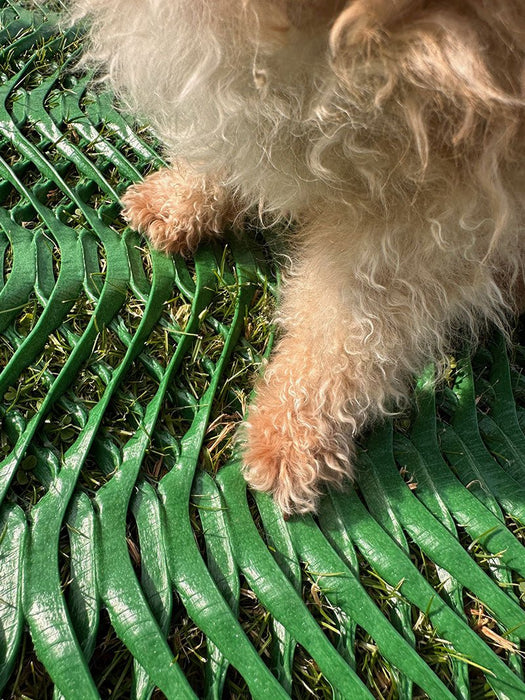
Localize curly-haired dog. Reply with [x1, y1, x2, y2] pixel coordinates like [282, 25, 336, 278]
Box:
[66, 0, 525, 514]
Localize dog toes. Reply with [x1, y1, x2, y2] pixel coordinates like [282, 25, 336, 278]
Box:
[120, 167, 233, 255]
[242, 402, 352, 515]
[121, 183, 201, 255]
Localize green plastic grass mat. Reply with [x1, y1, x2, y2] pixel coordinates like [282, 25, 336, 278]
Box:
[1, 4, 525, 699]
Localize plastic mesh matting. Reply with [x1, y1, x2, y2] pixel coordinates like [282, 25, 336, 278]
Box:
[1, 5, 525, 699]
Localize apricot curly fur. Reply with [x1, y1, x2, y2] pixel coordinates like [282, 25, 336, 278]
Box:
[64, 0, 525, 513]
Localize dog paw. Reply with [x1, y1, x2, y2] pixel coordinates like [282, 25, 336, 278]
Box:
[242, 385, 353, 515]
[121, 167, 234, 255]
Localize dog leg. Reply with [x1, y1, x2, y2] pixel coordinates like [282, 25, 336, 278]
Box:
[243, 223, 440, 515]
[121, 164, 237, 255]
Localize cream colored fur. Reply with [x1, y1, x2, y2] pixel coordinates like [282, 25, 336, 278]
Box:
[66, 0, 525, 513]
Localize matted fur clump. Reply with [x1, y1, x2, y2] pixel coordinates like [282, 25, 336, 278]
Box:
[66, 0, 525, 513]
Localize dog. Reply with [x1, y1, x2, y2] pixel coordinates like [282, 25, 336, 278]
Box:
[65, 0, 525, 514]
